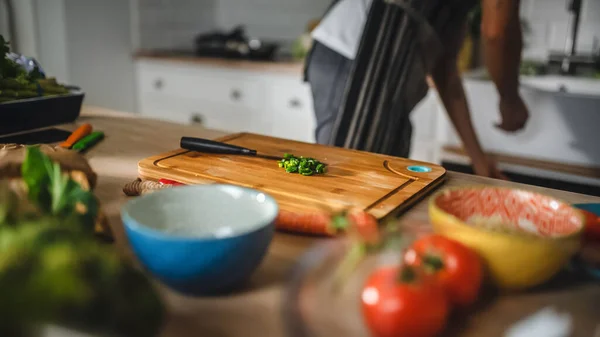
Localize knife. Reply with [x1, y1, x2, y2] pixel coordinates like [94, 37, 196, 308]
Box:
[180, 137, 280, 160]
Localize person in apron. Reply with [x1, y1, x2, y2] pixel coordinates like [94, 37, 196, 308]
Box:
[304, 0, 528, 179]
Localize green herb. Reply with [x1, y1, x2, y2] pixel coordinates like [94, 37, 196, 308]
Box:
[17, 146, 98, 232]
[0, 223, 164, 337]
[0, 146, 164, 336]
[278, 153, 326, 176]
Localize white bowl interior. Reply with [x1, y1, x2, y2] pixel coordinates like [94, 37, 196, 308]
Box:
[125, 185, 278, 239]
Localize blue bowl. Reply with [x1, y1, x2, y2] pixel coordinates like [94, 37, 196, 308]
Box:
[121, 184, 278, 296]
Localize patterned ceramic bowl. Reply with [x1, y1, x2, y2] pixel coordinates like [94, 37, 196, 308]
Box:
[429, 186, 585, 290]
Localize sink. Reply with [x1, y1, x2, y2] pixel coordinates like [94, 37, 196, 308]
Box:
[520, 75, 600, 99]
[442, 73, 600, 174]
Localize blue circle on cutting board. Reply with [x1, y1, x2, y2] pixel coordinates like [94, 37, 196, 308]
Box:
[407, 165, 432, 173]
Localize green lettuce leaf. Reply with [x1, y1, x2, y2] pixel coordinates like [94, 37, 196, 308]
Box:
[21, 146, 98, 231]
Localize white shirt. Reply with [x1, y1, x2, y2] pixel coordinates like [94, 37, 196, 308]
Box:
[311, 0, 373, 60]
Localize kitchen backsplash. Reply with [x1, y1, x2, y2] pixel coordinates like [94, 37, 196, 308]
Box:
[137, 0, 599, 60]
[215, 0, 329, 42]
[521, 0, 599, 60]
[137, 0, 218, 50]
[137, 0, 329, 50]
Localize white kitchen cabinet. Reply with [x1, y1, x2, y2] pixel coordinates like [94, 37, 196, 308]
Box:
[138, 93, 271, 134]
[137, 60, 266, 107]
[136, 60, 272, 133]
[135, 59, 314, 142]
[265, 76, 316, 143]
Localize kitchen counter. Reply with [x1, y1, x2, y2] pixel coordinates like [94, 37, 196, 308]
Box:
[134, 49, 438, 85]
[134, 50, 305, 75]
[63, 106, 600, 337]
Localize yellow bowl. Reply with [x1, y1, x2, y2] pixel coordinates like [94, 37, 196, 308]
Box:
[429, 186, 585, 290]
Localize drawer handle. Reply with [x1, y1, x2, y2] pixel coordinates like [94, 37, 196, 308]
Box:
[230, 89, 242, 101]
[190, 113, 204, 125]
[289, 98, 302, 108]
[154, 79, 164, 90]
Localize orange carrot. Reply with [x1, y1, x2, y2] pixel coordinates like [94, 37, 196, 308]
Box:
[60, 123, 93, 149]
[124, 176, 362, 237]
[346, 208, 380, 244]
[275, 209, 337, 236]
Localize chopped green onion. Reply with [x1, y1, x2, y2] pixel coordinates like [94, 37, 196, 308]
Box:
[278, 153, 326, 176]
[285, 165, 298, 173]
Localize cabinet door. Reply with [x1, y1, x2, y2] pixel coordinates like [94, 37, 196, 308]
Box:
[136, 60, 271, 135]
[138, 94, 192, 125]
[267, 77, 316, 143]
[137, 60, 265, 105]
[138, 93, 271, 134]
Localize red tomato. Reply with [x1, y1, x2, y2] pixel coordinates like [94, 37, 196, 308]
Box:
[581, 209, 600, 243]
[404, 235, 483, 307]
[361, 266, 449, 337]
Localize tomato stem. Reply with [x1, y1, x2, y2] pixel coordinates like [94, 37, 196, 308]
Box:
[398, 266, 417, 283]
[331, 214, 350, 231]
[423, 255, 444, 271]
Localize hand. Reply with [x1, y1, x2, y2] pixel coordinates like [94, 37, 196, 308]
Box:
[473, 156, 509, 180]
[496, 94, 529, 132]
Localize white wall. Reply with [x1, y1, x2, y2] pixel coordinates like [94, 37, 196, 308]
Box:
[521, 0, 600, 60]
[215, 0, 329, 42]
[137, 0, 218, 50]
[136, 0, 600, 61]
[26, 0, 138, 112]
[62, 0, 136, 112]
[137, 0, 329, 50]
[8, 0, 38, 58]
[33, 0, 70, 83]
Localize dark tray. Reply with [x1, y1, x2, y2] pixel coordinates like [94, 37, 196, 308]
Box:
[0, 91, 84, 136]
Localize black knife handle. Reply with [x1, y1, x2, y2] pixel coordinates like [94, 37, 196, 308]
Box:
[180, 137, 257, 156]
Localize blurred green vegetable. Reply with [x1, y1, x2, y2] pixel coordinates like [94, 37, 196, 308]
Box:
[17, 146, 98, 233]
[0, 223, 164, 337]
[0, 34, 69, 103]
[0, 35, 19, 79]
[0, 148, 165, 336]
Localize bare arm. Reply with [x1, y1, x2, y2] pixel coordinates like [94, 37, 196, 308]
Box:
[431, 23, 505, 178]
[482, 0, 529, 131]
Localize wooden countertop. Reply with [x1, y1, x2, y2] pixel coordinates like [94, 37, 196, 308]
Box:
[134, 50, 305, 75]
[64, 106, 600, 337]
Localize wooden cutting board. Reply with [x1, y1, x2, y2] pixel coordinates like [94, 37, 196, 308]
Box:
[138, 133, 446, 220]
